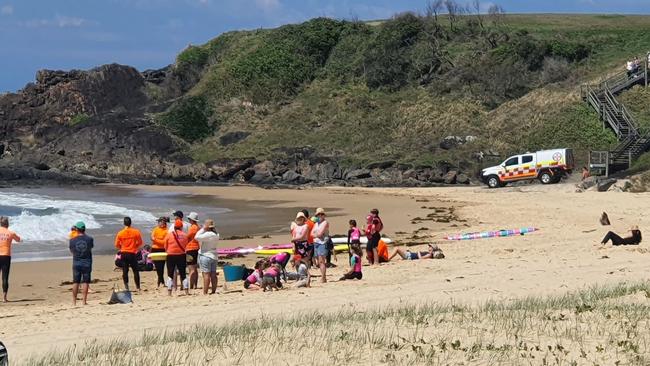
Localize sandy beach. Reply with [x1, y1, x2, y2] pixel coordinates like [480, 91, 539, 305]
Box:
[3, 182, 650, 364]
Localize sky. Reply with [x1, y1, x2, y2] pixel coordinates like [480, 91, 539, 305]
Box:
[1, 0, 649, 92]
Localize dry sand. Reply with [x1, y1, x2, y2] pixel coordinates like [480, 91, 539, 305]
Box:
[2, 183, 650, 363]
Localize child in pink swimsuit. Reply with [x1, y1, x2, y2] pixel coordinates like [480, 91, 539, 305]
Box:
[340, 246, 363, 281]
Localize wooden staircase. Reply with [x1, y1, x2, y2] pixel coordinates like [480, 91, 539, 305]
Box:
[581, 63, 649, 174]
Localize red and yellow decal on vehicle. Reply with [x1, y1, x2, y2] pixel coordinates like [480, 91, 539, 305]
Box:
[498, 165, 537, 181]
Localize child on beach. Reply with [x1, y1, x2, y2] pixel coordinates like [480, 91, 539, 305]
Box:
[347, 219, 361, 262]
[287, 255, 311, 288]
[269, 251, 290, 281]
[340, 246, 363, 280]
[244, 260, 264, 290]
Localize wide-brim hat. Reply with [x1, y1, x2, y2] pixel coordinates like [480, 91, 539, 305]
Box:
[187, 212, 199, 222]
[315, 207, 326, 215]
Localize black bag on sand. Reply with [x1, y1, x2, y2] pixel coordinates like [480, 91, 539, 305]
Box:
[108, 286, 133, 304]
[600, 212, 611, 226]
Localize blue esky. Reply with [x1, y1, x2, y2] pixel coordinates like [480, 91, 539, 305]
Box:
[1, 0, 649, 92]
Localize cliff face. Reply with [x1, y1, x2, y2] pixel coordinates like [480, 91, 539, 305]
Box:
[0, 64, 203, 183]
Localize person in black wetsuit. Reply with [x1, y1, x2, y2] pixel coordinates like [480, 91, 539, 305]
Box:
[601, 226, 642, 246]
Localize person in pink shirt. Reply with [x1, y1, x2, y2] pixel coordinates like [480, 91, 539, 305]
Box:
[311, 208, 330, 283]
[0, 217, 21, 303]
[291, 212, 311, 267]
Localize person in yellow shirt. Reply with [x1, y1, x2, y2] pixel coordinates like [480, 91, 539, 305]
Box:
[115, 217, 143, 291]
[150, 217, 169, 287]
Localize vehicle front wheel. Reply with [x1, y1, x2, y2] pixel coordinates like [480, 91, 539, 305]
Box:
[539, 171, 553, 184]
[486, 175, 501, 188]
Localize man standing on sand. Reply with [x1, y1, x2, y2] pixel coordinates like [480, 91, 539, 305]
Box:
[69, 221, 93, 306]
[0, 216, 20, 303]
[115, 217, 143, 291]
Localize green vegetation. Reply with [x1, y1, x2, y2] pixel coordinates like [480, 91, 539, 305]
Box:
[153, 11, 650, 169]
[157, 95, 214, 142]
[25, 281, 650, 365]
[68, 113, 90, 126]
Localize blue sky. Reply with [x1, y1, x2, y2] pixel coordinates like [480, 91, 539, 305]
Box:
[1, 0, 649, 92]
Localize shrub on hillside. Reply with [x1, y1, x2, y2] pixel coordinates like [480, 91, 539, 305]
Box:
[229, 18, 346, 103]
[364, 13, 425, 90]
[540, 57, 570, 84]
[158, 96, 213, 142]
[177, 46, 209, 69]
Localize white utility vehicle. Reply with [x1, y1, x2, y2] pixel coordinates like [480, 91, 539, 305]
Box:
[480, 148, 574, 188]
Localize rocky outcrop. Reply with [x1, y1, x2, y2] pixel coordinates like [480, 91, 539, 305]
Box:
[0, 63, 475, 187]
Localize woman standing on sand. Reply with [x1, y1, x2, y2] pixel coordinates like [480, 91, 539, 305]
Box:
[291, 212, 311, 267]
[311, 208, 330, 283]
[195, 219, 220, 295]
[150, 217, 169, 288]
[0, 216, 20, 303]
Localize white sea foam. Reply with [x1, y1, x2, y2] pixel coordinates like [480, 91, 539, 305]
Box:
[0, 192, 156, 242]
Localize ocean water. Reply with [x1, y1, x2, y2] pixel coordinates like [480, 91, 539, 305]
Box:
[0, 186, 297, 262]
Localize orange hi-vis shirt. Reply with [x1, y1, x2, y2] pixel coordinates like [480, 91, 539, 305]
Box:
[151, 227, 168, 250]
[69, 231, 79, 239]
[115, 227, 143, 254]
[377, 240, 389, 261]
[0, 227, 20, 256]
[165, 230, 188, 255]
[305, 219, 315, 244]
[186, 223, 200, 251]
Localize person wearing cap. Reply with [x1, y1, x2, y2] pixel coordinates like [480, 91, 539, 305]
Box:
[168, 211, 190, 233]
[150, 217, 169, 288]
[291, 211, 311, 267]
[0, 216, 20, 303]
[115, 217, 144, 291]
[310, 208, 330, 283]
[195, 219, 220, 295]
[186, 212, 201, 289]
[165, 219, 189, 296]
[69, 221, 93, 306]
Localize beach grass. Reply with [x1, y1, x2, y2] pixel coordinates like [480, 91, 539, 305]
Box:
[25, 280, 650, 365]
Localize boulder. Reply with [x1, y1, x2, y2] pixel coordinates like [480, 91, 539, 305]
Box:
[577, 176, 598, 190]
[456, 173, 470, 184]
[219, 131, 251, 146]
[346, 169, 371, 180]
[281, 170, 302, 183]
[443, 170, 458, 184]
[366, 160, 395, 170]
[596, 178, 617, 192]
[611, 179, 632, 192]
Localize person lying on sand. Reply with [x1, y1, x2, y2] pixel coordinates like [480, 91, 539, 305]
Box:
[601, 225, 642, 246]
[388, 244, 445, 261]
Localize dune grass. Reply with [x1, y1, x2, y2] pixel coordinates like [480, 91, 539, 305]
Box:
[25, 281, 650, 365]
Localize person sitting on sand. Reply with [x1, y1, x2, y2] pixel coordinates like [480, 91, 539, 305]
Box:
[340, 245, 363, 281]
[115, 217, 143, 292]
[195, 219, 219, 295]
[0, 216, 21, 303]
[69, 221, 93, 306]
[601, 226, 642, 246]
[287, 255, 311, 288]
[244, 261, 264, 290]
[164, 219, 189, 296]
[389, 244, 445, 261]
[581, 166, 590, 181]
[291, 212, 311, 267]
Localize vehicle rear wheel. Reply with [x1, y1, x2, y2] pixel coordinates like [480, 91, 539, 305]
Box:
[487, 175, 501, 189]
[539, 171, 553, 184]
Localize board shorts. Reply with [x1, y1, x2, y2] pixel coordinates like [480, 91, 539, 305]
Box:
[366, 232, 381, 250]
[314, 242, 328, 257]
[405, 251, 419, 260]
[198, 254, 217, 273]
[73, 264, 92, 284]
[186, 250, 199, 266]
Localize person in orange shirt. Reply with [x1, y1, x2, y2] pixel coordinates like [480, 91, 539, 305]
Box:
[302, 209, 315, 266]
[165, 219, 189, 296]
[150, 217, 169, 287]
[115, 217, 143, 291]
[0, 216, 20, 303]
[377, 239, 389, 263]
[68, 226, 78, 239]
[186, 212, 200, 289]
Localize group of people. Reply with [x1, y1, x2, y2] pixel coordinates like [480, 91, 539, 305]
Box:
[0, 206, 449, 305]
